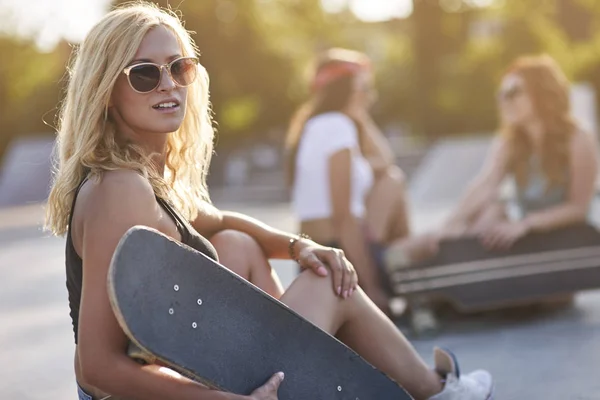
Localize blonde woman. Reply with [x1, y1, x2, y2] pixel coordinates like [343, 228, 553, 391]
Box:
[46, 3, 492, 399]
[286, 49, 411, 312]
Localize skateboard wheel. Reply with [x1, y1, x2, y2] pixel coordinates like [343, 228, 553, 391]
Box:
[169, 308, 174, 315]
[192, 322, 198, 328]
[337, 386, 342, 391]
[410, 305, 439, 337]
[174, 284, 179, 291]
[197, 299, 203, 305]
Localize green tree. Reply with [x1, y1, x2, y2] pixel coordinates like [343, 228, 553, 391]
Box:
[407, 0, 600, 137]
[0, 36, 67, 161]
[110, 0, 346, 146]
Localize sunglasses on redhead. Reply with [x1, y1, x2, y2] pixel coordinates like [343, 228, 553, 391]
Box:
[123, 56, 199, 93]
[497, 85, 524, 102]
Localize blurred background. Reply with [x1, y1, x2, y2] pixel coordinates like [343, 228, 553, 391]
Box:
[2, 1, 600, 399]
[2, 0, 600, 203]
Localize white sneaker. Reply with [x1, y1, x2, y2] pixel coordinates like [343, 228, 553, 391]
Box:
[428, 347, 493, 400]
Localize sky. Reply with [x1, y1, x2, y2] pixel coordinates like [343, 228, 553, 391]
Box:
[0, 0, 111, 50]
[0, 0, 416, 51]
[321, 0, 413, 22]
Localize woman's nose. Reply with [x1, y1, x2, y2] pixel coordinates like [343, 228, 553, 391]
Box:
[157, 67, 176, 92]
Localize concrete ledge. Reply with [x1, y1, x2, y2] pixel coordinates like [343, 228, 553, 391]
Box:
[0, 202, 46, 232]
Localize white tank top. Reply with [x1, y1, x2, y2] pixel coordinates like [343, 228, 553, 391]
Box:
[292, 112, 374, 221]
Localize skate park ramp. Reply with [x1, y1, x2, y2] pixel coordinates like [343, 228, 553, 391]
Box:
[406, 136, 493, 232]
[406, 134, 600, 231]
[409, 135, 492, 207]
[0, 136, 55, 208]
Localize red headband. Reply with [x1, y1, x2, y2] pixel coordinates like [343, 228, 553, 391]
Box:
[311, 62, 367, 92]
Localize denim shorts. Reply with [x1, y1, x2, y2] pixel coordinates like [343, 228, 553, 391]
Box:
[325, 240, 394, 295]
[77, 383, 94, 400]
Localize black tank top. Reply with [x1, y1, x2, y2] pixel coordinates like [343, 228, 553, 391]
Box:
[65, 179, 219, 344]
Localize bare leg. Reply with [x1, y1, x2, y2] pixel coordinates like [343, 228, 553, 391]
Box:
[384, 233, 440, 270]
[212, 232, 442, 398]
[365, 166, 411, 244]
[210, 230, 285, 299]
[281, 271, 443, 400]
[387, 202, 509, 267]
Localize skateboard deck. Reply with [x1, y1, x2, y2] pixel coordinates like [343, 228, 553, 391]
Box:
[390, 224, 600, 312]
[108, 226, 412, 399]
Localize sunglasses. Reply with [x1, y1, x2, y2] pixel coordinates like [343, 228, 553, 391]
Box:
[122, 56, 199, 93]
[498, 85, 524, 102]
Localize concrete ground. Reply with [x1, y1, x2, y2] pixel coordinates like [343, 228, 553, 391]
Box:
[1, 201, 599, 399]
[1, 135, 599, 399]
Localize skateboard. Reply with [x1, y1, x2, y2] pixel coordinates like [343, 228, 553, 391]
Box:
[108, 226, 413, 400]
[390, 224, 600, 312]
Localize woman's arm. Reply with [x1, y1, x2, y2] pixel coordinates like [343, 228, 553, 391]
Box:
[76, 171, 249, 400]
[191, 202, 309, 260]
[442, 137, 509, 232]
[328, 148, 381, 295]
[191, 193, 355, 297]
[357, 113, 395, 173]
[521, 130, 598, 232]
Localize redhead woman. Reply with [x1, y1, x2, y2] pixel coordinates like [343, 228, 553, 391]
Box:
[388, 55, 599, 266]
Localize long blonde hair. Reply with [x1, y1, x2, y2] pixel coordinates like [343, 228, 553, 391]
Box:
[45, 1, 215, 236]
[501, 55, 577, 190]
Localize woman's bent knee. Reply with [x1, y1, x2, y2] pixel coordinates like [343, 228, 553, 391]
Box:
[210, 229, 259, 252]
[386, 165, 406, 184]
[374, 165, 406, 189]
[210, 229, 267, 276]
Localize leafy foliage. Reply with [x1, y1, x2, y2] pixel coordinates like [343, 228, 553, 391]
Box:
[2, 0, 600, 163]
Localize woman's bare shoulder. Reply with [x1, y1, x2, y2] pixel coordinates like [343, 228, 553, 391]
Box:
[74, 170, 159, 230]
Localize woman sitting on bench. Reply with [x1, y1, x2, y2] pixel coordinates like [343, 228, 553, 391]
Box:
[285, 48, 411, 312]
[389, 54, 599, 266]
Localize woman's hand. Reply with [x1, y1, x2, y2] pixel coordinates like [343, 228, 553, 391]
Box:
[295, 241, 359, 299]
[478, 221, 529, 250]
[249, 372, 284, 400]
[439, 220, 470, 240]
